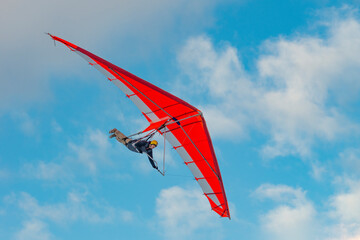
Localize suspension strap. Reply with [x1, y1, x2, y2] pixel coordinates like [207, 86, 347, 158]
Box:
[128, 122, 166, 143]
[132, 128, 157, 145]
[162, 127, 166, 175]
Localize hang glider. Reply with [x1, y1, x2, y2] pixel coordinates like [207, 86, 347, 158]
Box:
[49, 34, 230, 219]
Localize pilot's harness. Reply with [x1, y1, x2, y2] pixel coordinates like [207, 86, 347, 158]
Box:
[126, 124, 167, 176]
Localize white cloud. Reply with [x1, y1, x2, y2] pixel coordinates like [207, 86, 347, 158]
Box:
[176, 35, 254, 139]
[20, 128, 126, 181]
[252, 180, 360, 240]
[261, 204, 317, 240]
[256, 17, 360, 157]
[155, 186, 223, 240]
[0, 168, 11, 180]
[324, 178, 360, 240]
[329, 180, 360, 223]
[120, 210, 135, 223]
[15, 219, 53, 240]
[51, 120, 62, 133]
[11, 111, 39, 137]
[13, 191, 133, 224]
[309, 160, 327, 181]
[176, 10, 360, 158]
[326, 228, 360, 240]
[254, 184, 307, 204]
[254, 184, 318, 240]
[339, 148, 360, 175]
[67, 129, 114, 174]
[21, 161, 70, 181]
[201, 105, 246, 138]
[7, 190, 134, 240]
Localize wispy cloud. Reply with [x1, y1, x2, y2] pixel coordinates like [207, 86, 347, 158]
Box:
[50, 120, 62, 133]
[15, 219, 53, 240]
[66, 129, 115, 174]
[10, 111, 39, 137]
[20, 128, 125, 181]
[0, 168, 11, 180]
[7, 190, 134, 224]
[21, 161, 71, 181]
[338, 148, 360, 175]
[5, 190, 134, 240]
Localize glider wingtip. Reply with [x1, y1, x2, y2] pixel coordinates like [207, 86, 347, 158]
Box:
[227, 210, 231, 219]
[45, 32, 53, 37]
[46, 33, 57, 46]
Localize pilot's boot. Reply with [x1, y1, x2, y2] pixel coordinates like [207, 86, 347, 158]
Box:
[109, 128, 117, 134]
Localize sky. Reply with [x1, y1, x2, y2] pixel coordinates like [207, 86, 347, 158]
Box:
[1, 0, 360, 239]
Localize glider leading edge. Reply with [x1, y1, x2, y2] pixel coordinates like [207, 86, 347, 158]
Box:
[49, 34, 230, 219]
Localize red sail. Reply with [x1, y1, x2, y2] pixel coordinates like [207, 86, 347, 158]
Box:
[50, 34, 230, 218]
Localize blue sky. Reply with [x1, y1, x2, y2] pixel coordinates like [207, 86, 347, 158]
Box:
[1, 0, 360, 239]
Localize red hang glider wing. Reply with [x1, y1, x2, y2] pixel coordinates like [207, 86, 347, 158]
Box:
[49, 34, 230, 218]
